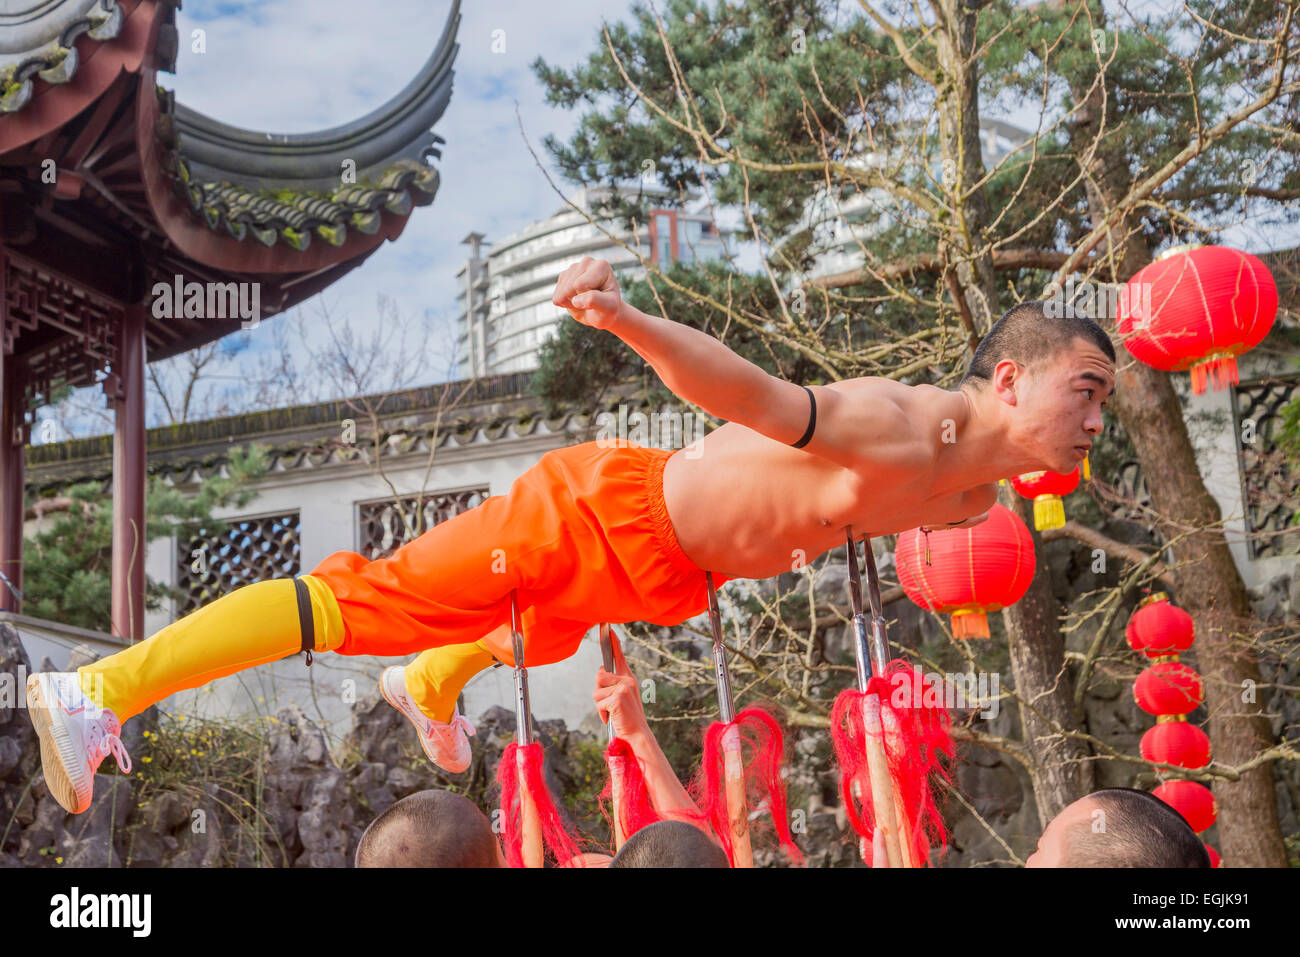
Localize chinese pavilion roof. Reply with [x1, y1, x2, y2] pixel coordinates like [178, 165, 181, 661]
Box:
[0, 0, 460, 406]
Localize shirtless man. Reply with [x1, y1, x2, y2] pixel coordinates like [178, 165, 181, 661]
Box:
[28, 257, 1114, 813]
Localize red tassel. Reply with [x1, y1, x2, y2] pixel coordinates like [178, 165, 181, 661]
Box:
[690, 705, 805, 866]
[831, 660, 955, 866]
[497, 741, 585, 868]
[598, 737, 662, 841]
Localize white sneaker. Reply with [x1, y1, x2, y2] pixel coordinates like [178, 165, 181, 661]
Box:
[26, 672, 133, 815]
[379, 666, 475, 773]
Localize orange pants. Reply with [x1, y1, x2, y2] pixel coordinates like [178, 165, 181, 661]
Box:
[315, 441, 730, 720]
[312, 441, 729, 665]
[81, 441, 729, 724]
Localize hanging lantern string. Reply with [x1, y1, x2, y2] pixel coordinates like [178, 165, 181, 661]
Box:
[1126, 592, 1219, 861]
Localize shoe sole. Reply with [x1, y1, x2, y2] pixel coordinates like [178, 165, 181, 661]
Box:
[379, 669, 470, 774]
[26, 675, 91, 815]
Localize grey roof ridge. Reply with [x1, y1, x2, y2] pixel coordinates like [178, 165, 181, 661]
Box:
[170, 0, 460, 192]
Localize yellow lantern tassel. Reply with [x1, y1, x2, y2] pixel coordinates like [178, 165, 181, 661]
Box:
[1033, 494, 1065, 530]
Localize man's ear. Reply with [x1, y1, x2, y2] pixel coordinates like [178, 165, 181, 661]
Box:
[992, 359, 1023, 406]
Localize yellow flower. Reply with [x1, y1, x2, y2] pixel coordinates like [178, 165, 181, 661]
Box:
[141, 756, 152, 764]
[55, 857, 63, 864]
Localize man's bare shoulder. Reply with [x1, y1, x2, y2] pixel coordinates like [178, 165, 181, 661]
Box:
[826, 379, 963, 443]
[814, 377, 950, 477]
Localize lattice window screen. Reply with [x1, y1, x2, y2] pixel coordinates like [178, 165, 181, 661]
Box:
[1232, 375, 1300, 560]
[176, 512, 302, 615]
[358, 488, 490, 559]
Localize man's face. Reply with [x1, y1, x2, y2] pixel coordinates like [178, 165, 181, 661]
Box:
[1026, 796, 1096, 867]
[1004, 338, 1114, 475]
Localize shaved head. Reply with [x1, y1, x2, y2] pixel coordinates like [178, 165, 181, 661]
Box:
[960, 300, 1116, 395]
[609, 820, 730, 868]
[1027, 788, 1211, 868]
[356, 789, 504, 868]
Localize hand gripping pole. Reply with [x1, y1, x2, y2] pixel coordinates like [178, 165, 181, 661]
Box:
[599, 623, 628, 849]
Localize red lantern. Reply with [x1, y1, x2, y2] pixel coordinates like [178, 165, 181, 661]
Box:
[1008, 468, 1081, 530]
[1152, 779, 1217, 834]
[1205, 844, 1221, 868]
[1126, 593, 1195, 657]
[895, 504, 1035, 639]
[1140, 720, 1212, 769]
[1117, 244, 1278, 395]
[1134, 662, 1204, 715]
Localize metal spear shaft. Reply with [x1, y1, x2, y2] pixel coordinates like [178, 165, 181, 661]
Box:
[705, 572, 735, 724]
[509, 589, 542, 867]
[510, 589, 532, 746]
[599, 623, 616, 744]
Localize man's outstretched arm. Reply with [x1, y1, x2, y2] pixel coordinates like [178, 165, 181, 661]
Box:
[554, 257, 915, 473]
[555, 257, 771, 428]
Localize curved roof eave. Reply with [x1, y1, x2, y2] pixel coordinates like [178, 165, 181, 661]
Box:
[170, 0, 459, 192]
[0, 0, 125, 114]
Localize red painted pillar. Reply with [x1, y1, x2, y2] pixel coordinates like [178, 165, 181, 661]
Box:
[0, 321, 25, 614]
[111, 305, 147, 640]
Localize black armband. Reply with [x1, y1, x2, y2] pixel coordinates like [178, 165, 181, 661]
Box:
[293, 576, 315, 666]
[791, 385, 817, 449]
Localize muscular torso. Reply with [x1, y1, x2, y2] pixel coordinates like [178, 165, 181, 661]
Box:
[662, 378, 995, 579]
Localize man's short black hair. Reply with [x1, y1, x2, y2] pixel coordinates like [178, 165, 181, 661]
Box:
[1064, 788, 1212, 868]
[355, 789, 500, 868]
[959, 300, 1116, 392]
[608, 820, 730, 868]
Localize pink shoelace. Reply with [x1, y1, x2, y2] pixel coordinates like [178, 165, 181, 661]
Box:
[89, 724, 133, 774]
[59, 684, 133, 774]
[442, 711, 476, 739]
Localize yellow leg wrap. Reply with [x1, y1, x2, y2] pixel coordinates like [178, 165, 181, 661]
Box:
[404, 639, 497, 724]
[76, 575, 345, 723]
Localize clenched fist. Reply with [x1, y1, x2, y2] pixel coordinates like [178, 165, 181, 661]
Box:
[553, 256, 623, 330]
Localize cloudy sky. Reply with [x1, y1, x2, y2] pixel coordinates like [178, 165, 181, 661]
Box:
[38, 0, 1291, 437]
